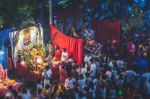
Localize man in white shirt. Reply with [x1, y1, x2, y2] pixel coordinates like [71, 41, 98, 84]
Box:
[117, 59, 124, 69]
[84, 53, 92, 66]
[106, 69, 112, 80]
[88, 25, 95, 39]
[65, 75, 76, 90]
[81, 65, 87, 77]
[61, 48, 69, 63]
[108, 60, 114, 69]
[42, 66, 52, 87]
[90, 59, 97, 77]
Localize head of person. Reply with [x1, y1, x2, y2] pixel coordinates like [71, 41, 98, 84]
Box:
[56, 46, 60, 50]
[8, 85, 13, 91]
[90, 59, 94, 63]
[22, 87, 27, 94]
[45, 65, 50, 71]
[38, 88, 42, 94]
[63, 48, 67, 52]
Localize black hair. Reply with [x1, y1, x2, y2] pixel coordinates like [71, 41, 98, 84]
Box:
[22, 87, 27, 94]
[38, 88, 42, 94]
[63, 48, 67, 52]
[90, 59, 94, 63]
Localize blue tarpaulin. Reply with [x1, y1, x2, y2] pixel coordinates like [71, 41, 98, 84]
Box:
[0, 28, 14, 69]
[0, 28, 15, 41]
[0, 48, 8, 70]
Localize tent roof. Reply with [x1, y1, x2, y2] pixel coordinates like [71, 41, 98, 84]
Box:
[0, 28, 15, 41]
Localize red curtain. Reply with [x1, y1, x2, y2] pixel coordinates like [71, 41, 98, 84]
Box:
[91, 21, 120, 46]
[50, 25, 83, 65]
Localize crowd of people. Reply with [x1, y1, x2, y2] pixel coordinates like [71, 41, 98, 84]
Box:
[1, 2, 150, 99]
[31, 17, 150, 99]
[35, 35, 150, 99]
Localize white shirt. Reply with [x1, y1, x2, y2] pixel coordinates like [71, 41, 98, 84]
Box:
[84, 55, 92, 64]
[42, 69, 52, 79]
[81, 67, 87, 76]
[90, 63, 97, 76]
[61, 52, 68, 62]
[88, 28, 94, 38]
[65, 78, 75, 90]
[21, 91, 31, 99]
[37, 84, 43, 90]
[117, 60, 124, 69]
[106, 71, 112, 78]
[78, 79, 86, 87]
[108, 61, 114, 69]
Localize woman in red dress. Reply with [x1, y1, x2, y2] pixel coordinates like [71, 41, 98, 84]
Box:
[55, 46, 62, 61]
[59, 65, 67, 85]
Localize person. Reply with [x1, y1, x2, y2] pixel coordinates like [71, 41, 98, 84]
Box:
[55, 46, 62, 61]
[81, 64, 87, 77]
[12, 89, 18, 99]
[37, 88, 45, 99]
[49, 42, 54, 55]
[90, 59, 97, 77]
[21, 87, 31, 99]
[59, 65, 67, 85]
[78, 75, 86, 92]
[65, 75, 76, 90]
[87, 24, 94, 39]
[71, 27, 79, 38]
[61, 48, 69, 63]
[42, 66, 52, 87]
[117, 59, 125, 69]
[99, 82, 107, 99]
[84, 52, 92, 67]
[5, 86, 14, 99]
[37, 79, 43, 90]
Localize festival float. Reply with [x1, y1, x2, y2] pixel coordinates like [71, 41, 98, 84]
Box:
[14, 25, 47, 81]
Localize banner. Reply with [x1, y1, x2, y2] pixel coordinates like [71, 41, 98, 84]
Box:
[50, 25, 83, 65]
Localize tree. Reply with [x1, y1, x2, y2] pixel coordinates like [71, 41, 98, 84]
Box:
[17, 4, 32, 19]
[0, 16, 4, 27]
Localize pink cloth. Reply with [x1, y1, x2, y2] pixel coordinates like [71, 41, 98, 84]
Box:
[0, 83, 21, 96]
[127, 43, 136, 53]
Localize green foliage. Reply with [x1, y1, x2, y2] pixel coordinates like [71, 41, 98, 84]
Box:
[0, 0, 49, 31]
[17, 5, 32, 18]
[45, 44, 49, 56]
[0, 16, 4, 26]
